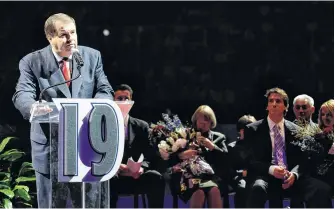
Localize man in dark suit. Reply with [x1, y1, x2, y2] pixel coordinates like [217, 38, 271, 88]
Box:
[227, 114, 256, 208]
[12, 13, 114, 208]
[109, 84, 165, 208]
[291, 94, 319, 208]
[245, 87, 332, 208]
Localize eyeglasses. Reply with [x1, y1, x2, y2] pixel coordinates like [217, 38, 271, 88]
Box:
[115, 96, 130, 101]
[295, 105, 308, 110]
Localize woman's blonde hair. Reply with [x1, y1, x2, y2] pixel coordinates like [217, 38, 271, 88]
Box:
[318, 99, 334, 129]
[191, 105, 217, 129]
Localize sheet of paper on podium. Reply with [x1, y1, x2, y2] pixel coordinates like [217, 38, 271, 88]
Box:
[115, 101, 134, 120]
[127, 153, 144, 173]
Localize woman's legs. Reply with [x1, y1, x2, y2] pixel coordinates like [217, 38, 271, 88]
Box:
[207, 187, 222, 208]
[190, 189, 206, 208]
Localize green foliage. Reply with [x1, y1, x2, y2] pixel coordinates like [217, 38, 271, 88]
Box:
[0, 137, 35, 208]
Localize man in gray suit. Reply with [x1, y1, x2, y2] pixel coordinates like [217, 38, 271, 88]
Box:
[12, 13, 114, 208]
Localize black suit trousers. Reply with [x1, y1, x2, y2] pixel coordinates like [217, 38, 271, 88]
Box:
[109, 170, 165, 208]
[246, 174, 332, 208]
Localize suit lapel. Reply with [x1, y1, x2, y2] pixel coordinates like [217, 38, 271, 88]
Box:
[128, 117, 136, 145]
[260, 119, 272, 152]
[43, 46, 71, 98]
[210, 131, 221, 144]
[284, 120, 295, 167]
[284, 120, 295, 148]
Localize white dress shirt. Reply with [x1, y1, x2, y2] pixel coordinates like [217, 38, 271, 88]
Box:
[52, 49, 73, 73]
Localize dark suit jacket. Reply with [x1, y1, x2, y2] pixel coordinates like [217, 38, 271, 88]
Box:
[167, 130, 228, 172]
[12, 45, 114, 174]
[122, 116, 156, 171]
[201, 131, 229, 178]
[227, 138, 252, 183]
[244, 119, 303, 180]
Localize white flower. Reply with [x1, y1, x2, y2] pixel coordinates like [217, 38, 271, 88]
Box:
[171, 143, 180, 152]
[176, 128, 187, 139]
[158, 141, 170, 151]
[167, 137, 175, 145]
[176, 138, 187, 148]
[171, 138, 188, 152]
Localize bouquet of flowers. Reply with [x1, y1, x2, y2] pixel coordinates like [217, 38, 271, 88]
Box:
[291, 124, 334, 176]
[150, 114, 195, 153]
[149, 114, 215, 198]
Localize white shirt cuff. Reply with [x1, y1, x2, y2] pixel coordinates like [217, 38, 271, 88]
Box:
[269, 165, 276, 175]
[291, 172, 299, 180]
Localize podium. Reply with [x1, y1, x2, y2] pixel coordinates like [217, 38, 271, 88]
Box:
[30, 99, 133, 208]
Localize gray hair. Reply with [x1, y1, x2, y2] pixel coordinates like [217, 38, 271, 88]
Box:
[293, 94, 314, 106]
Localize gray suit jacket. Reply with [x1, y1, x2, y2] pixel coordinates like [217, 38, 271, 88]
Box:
[12, 45, 114, 174]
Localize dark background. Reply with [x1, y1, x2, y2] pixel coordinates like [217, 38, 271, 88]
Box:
[0, 2, 333, 144]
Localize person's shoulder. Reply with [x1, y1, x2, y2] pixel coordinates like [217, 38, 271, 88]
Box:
[246, 119, 264, 130]
[78, 45, 100, 55]
[129, 116, 149, 128]
[21, 46, 49, 62]
[211, 130, 226, 139]
[284, 119, 300, 130]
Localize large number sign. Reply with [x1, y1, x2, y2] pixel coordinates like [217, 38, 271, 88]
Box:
[53, 98, 124, 182]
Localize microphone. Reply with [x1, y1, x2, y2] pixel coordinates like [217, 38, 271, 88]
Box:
[38, 48, 83, 102]
[72, 48, 84, 67]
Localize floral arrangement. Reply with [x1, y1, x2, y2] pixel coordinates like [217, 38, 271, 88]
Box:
[291, 123, 333, 153]
[291, 123, 334, 176]
[149, 113, 198, 156]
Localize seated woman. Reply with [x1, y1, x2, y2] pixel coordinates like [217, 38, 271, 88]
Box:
[166, 105, 228, 208]
[313, 99, 334, 190]
[294, 99, 334, 192]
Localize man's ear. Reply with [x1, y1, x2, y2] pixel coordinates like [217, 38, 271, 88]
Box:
[46, 35, 53, 42]
[311, 106, 315, 114]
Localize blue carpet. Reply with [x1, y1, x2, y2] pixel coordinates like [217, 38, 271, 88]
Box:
[116, 194, 294, 208]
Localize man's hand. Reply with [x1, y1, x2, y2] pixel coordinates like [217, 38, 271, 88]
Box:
[131, 167, 144, 179]
[118, 164, 144, 179]
[282, 172, 296, 189]
[273, 166, 286, 179]
[30, 100, 53, 116]
[178, 149, 198, 160]
[118, 164, 129, 175]
[197, 136, 215, 151]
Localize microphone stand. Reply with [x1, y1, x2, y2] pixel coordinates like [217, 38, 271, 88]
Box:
[38, 64, 82, 103]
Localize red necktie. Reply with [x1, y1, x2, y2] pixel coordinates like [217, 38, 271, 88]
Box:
[62, 59, 71, 86]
